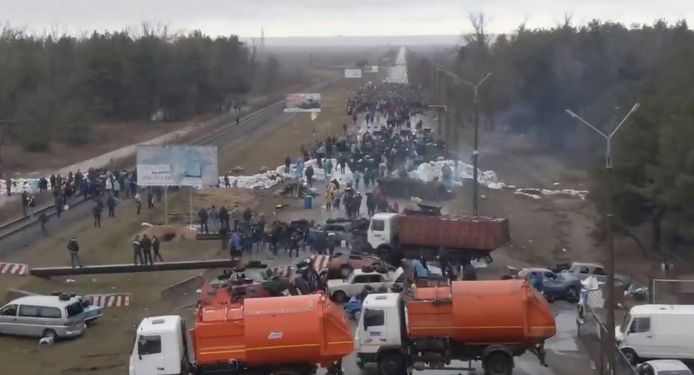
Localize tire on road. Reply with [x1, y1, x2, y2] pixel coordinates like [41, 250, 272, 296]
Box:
[378, 351, 407, 375]
[483, 351, 513, 375]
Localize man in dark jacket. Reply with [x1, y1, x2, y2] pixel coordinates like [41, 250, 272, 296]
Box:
[304, 165, 314, 188]
[67, 237, 83, 268]
[152, 236, 163, 262]
[284, 156, 291, 174]
[92, 204, 102, 228]
[38, 212, 48, 235]
[132, 235, 143, 265]
[106, 195, 116, 218]
[198, 208, 209, 233]
[140, 234, 153, 265]
[219, 206, 230, 230]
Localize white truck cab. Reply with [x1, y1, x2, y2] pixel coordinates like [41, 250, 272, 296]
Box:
[367, 213, 399, 251]
[616, 304, 694, 365]
[355, 293, 406, 369]
[129, 315, 190, 375]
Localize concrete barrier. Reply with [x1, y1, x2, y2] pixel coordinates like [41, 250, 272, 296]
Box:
[161, 274, 205, 300]
[5, 288, 35, 302]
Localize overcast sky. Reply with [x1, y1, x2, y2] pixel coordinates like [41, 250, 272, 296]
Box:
[2, 0, 692, 37]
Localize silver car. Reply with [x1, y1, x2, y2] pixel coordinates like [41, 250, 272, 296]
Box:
[0, 295, 87, 339]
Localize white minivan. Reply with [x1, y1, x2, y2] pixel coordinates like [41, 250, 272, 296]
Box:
[0, 295, 87, 339]
[616, 304, 694, 365]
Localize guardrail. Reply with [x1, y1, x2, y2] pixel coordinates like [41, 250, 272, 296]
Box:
[0, 78, 335, 242]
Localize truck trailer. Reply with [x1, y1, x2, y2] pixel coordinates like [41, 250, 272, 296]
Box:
[367, 212, 510, 264]
[355, 279, 556, 375]
[129, 294, 353, 375]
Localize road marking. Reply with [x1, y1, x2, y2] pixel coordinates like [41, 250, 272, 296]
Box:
[86, 293, 132, 308]
[0, 262, 29, 276]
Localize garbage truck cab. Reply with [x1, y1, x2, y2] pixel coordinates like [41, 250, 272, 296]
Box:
[129, 315, 190, 375]
[354, 293, 407, 368]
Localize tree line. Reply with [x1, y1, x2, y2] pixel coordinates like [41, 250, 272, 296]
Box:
[411, 18, 694, 255]
[0, 26, 254, 151]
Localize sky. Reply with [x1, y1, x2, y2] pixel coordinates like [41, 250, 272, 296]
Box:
[1, 0, 693, 38]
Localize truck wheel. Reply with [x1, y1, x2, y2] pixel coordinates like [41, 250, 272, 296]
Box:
[269, 369, 303, 375]
[567, 286, 579, 302]
[483, 351, 513, 375]
[621, 348, 639, 366]
[378, 352, 407, 375]
[331, 291, 347, 304]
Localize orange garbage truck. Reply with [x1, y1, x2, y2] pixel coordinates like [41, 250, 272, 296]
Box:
[354, 279, 556, 375]
[129, 294, 353, 375]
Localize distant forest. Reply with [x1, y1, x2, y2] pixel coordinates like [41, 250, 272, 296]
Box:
[410, 18, 694, 253]
[0, 26, 259, 151]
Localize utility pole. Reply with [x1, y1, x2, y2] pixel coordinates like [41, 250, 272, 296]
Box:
[436, 68, 491, 216]
[565, 103, 640, 375]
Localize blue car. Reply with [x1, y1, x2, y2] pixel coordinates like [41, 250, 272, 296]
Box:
[77, 296, 103, 322]
[519, 267, 582, 302]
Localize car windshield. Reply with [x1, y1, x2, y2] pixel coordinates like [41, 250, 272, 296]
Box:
[80, 299, 91, 308]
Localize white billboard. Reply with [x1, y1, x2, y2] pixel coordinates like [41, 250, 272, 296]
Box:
[344, 69, 363, 79]
[284, 93, 321, 113]
[365, 65, 379, 73]
[136, 145, 219, 187]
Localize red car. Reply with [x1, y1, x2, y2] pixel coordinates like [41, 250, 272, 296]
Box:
[327, 253, 390, 279]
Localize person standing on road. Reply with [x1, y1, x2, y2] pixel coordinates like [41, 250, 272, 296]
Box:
[132, 235, 144, 265]
[147, 189, 155, 209]
[366, 192, 376, 217]
[38, 212, 48, 236]
[304, 165, 314, 188]
[230, 204, 241, 231]
[140, 234, 153, 265]
[284, 156, 291, 174]
[106, 195, 116, 218]
[219, 225, 229, 250]
[152, 236, 163, 262]
[224, 175, 230, 188]
[208, 206, 219, 233]
[4, 177, 10, 196]
[67, 237, 83, 268]
[218, 206, 230, 230]
[92, 203, 102, 228]
[134, 192, 142, 215]
[198, 208, 209, 233]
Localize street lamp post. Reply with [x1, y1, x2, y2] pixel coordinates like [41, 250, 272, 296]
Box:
[565, 103, 640, 375]
[436, 68, 491, 216]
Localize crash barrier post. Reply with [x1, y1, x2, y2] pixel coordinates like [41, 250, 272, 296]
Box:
[577, 288, 639, 375]
[650, 278, 694, 304]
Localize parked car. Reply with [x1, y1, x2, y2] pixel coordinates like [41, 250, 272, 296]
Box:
[327, 267, 404, 303]
[637, 360, 692, 375]
[518, 267, 583, 302]
[561, 262, 632, 289]
[617, 304, 694, 365]
[50, 292, 103, 323]
[327, 253, 390, 279]
[77, 296, 103, 322]
[0, 295, 86, 339]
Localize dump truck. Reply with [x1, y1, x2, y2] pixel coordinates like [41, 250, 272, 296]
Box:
[355, 280, 556, 375]
[367, 211, 510, 264]
[129, 294, 353, 375]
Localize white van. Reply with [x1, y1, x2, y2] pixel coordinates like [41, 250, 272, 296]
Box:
[129, 315, 190, 375]
[616, 304, 694, 365]
[0, 295, 86, 339]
